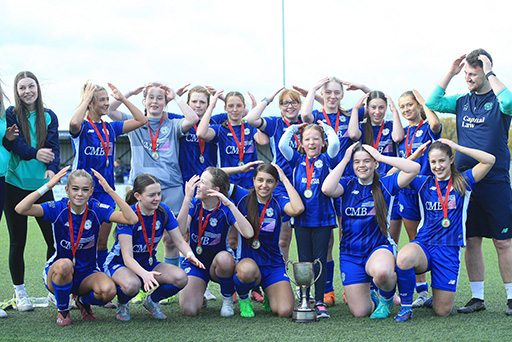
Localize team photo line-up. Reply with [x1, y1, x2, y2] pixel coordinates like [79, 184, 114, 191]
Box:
[0, 47, 510, 326]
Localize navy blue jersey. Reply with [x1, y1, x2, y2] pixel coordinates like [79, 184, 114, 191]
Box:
[107, 203, 177, 267]
[71, 120, 124, 193]
[359, 121, 397, 176]
[235, 187, 290, 266]
[188, 198, 237, 266]
[288, 152, 337, 228]
[398, 120, 441, 176]
[411, 171, 476, 247]
[338, 173, 400, 257]
[42, 198, 114, 275]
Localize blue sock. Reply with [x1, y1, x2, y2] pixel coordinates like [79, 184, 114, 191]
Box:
[416, 282, 429, 294]
[164, 256, 180, 267]
[80, 290, 107, 306]
[52, 281, 72, 312]
[97, 250, 108, 271]
[324, 260, 335, 293]
[117, 286, 134, 305]
[233, 274, 255, 300]
[150, 284, 181, 302]
[179, 256, 185, 267]
[217, 276, 235, 298]
[396, 266, 416, 306]
[379, 287, 396, 301]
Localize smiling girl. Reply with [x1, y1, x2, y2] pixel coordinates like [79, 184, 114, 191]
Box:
[3, 71, 60, 311]
[15, 167, 138, 326]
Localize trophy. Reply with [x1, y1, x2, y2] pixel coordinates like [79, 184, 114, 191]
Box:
[286, 259, 322, 323]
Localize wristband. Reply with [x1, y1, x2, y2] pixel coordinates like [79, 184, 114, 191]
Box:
[186, 251, 194, 258]
[263, 97, 270, 105]
[256, 118, 266, 130]
[174, 95, 182, 103]
[37, 184, 50, 196]
[485, 71, 496, 80]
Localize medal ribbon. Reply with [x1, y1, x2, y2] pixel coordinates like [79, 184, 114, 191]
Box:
[322, 109, 340, 134]
[197, 201, 221, 249]
[405, 119, 424, 157]
[435, 176, 452, 223]
[136, 204, 157, 259]
[194, 124, 206, 158]
[283, 117, 301, 148]
[227, 121, 245, 164]
[373, 121, 385, 149]
[305, 156, 319, 191]
[87, 116, 110, 164]
[253, 198, 271, 242]
[147, 116, 164, 154]
[68, 203, 89, 261]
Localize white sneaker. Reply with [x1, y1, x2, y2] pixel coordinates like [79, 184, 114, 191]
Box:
[15, 293, 34, 312]
[204, 286, 217, 301]
[0, 308, 7, 318]
[220, 296, 234, 317]
[412, 291, 428, 308]
[47, 292, 57, 306]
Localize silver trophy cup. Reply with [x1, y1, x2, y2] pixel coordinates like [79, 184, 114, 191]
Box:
[286, 259, 322, 323]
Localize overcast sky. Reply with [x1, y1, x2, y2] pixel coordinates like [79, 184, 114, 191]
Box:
[1, 0, 511, 125]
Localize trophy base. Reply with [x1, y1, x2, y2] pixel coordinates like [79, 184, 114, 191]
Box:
[292, 308, 318, 323]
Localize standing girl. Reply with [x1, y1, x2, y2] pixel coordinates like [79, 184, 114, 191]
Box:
[278, 122, 340, 318]
[178, 167, 253, 317]
[3, 71, 60, 311]
[105, 174, 204, 321]
[232, 163, 304, 318]
[15, 167, 138, 326]
[196, 90, 268, 189]
[394, 139, 494, 321]
[322, 143, 420, 319]
[69, 82, 147, 270]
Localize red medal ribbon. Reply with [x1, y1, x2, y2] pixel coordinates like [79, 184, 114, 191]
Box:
[194, 124, 206, 158]
[322, 109, 340, 134]
[87, 116, 110, 165]
[405, 119, 424, 157]
[283, 117, 301, 147]
[435, 176, 452, 222]
[227, 121, 245, 164]
[373, 121, 386, 149]
[68, 203, 89, 261]
[136, 204, 157, 259]
[197, 201, 221, 249]
[147, 116, 164, 153]
[253, 198, 271, 242]
[305, 156, 319, 191]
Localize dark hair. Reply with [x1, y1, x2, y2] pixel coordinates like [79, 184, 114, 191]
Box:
[466, 48, 493, 69]
[297, 124, 327, 154]
[204, 167, 229, 197]
[246, 164, 279, 241]
[222, 91, 245, 128]
[428, 141, 468, 196]
[353, 145, 388, 237]
[399, 91, 426, 120]
[363, 90, 387, 146]
[13, 71, 47, 148]
[125, 173, 168, 223]
[187, 86, 211, 107]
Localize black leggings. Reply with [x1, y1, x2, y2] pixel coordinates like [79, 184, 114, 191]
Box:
[4, 183, 55, 285]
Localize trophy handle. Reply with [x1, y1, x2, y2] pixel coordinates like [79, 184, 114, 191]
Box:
[285, 260, 299, 287]
[311, 258, 323, 285]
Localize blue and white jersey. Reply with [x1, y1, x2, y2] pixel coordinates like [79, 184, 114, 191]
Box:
[358, 120, 397, 176]
[398, 120, 441, 176]
[235, 187, 289, 266]
[288, 152, 337, 228]
[338, 173, 400, 257]
[42, 198, 114, 275]
[71, 120, 124, 193]
[262, 116, 300, 180]
[410, 171, 477, 247]
[211, 123, 258, 189]
[188, 198, 237, 266]
[107, 203, 177, 267]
